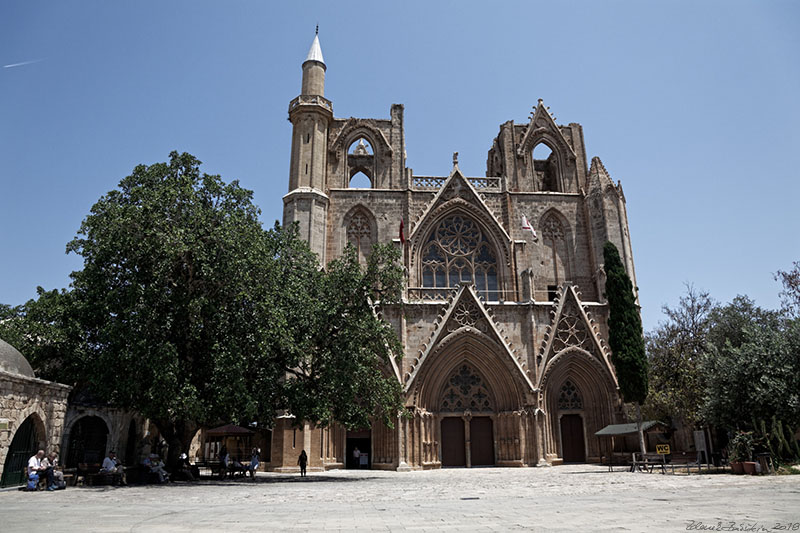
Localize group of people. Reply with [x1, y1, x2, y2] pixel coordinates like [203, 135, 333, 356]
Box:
[26, 450, 66, 491]
[218, 446, 261, 480]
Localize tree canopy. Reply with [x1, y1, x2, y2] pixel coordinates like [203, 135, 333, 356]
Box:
[644, 284, 712, 428]
[0, 151, 405, 459]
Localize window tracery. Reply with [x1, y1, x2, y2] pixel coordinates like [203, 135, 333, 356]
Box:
[440, 364, 493, 413]
[421, 215, 499, 299]
[557, 380, 582, 410]
[346, 211, 373, 262]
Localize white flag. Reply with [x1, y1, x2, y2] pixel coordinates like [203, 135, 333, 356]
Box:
[522, 215, 537, 240]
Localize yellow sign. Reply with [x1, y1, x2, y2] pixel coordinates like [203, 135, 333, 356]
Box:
[656, 444, 670, 455]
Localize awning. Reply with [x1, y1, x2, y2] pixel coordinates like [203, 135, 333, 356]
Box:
[594, 421, 665, 437]
[205, 424, 255, 437]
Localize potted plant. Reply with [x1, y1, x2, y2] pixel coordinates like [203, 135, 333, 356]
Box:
[729, 431, 754, 475]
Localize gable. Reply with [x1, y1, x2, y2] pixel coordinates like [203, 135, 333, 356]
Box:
[403, 284, 535, 395]
[536, 284, 617, 389]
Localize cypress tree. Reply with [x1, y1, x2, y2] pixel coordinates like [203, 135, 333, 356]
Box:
[603, 241, 648, 452]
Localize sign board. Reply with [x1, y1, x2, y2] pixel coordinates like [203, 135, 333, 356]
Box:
[693, 429, 709, 465]
[0, 418, 8, 431]
[655, 444, 670, 455]
[359, 453, 368, 466]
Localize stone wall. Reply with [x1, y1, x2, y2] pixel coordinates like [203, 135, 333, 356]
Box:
[0, 370, 71, 481]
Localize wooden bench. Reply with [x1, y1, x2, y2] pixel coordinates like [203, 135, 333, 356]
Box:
[631, 452, 667, 474]
[602, 453, 630, 472]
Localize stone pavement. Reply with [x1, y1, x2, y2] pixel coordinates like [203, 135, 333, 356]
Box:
[2, 465, 799, 531]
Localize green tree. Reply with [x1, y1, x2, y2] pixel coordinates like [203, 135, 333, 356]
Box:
[701, 296, 800, 431]
[56, 151, 404, 462]
[644, 284, 712, 429]
[281, 243, 405, 430]
[603, 241, 648, 453]
[0, 288, 83, 379]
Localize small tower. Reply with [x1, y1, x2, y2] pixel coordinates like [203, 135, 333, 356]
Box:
[284, 28, 333, 262]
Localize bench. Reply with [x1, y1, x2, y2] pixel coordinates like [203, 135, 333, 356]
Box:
[631, 452, 666, 474]
[76, 463, 124, 486]
[602, 453, 630, 472]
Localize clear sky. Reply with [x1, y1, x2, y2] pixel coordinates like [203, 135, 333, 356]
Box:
[1, 1, 798, 331]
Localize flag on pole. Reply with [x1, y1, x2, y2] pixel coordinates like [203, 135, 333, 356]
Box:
[399, 217, 406, 244]
[521, 215, 537, 240]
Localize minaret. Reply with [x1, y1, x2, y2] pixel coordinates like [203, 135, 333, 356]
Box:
[283, 27, 333, 262]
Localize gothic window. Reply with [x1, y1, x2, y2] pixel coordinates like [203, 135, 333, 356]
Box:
[421, 215, 499, 299]
[348, 138, 374, 188]
[540, 212, 571, 287]
[532, 142, 560, 192]
[346, 210, 373, 263]
[557, 380, 583, 410]
[440, 364, 493, 413]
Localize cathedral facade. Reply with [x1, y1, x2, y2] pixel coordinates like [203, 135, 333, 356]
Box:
[270, 33, 637, 470]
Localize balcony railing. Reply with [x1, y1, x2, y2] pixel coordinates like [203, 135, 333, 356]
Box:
[406, 287, 560, 304]
[411, 176, 501, 191]
[288, 94, 333, 113]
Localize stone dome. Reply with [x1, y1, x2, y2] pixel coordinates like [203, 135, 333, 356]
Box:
[0, 338, 35, 378]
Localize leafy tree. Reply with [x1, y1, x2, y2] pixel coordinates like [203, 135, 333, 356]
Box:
[281, 243, 405, 430]
[775, 261, 800, 316]
[55, 151, 404, 462]
[603, 241, 648, 452]
[644, 284, 712, 429]
[0, 288, 83, 379]
[701, 296, 800, 431]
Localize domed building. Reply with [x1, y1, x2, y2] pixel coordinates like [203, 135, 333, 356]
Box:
[0, 338, 71, 487]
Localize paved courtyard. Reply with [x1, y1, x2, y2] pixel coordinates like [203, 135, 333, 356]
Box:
[2, 465, 799, 531]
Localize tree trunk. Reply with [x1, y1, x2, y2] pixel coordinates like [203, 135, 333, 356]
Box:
[156, 419, 199, 468]
[636, 403, 646, 455]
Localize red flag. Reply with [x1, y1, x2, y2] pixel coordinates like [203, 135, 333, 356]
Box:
[399, 217, 406, 244]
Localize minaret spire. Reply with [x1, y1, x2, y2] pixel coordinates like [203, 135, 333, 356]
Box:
[305, 28, 325, 66]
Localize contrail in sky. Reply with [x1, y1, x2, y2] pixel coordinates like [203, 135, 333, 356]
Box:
[3, 59, 43, 69]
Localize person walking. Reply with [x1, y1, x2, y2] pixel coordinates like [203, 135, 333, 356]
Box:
[297, 450, 308, 477]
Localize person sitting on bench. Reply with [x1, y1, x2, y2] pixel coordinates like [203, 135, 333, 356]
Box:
[100, 451, 127, 485]
[41, 451, 65, 490]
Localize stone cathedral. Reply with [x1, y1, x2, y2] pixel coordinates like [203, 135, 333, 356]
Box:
[270, 33, 638, 471]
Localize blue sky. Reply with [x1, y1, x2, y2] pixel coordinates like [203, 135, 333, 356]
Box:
[1, 1, 798, 331]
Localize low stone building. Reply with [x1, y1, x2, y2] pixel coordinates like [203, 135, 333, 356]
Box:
[270, 32, 637, 471]
[0, 338, 71, 486]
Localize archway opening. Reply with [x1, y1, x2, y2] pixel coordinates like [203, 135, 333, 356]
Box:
[349, 170, 372, 189]
[346, 428, 371, 469]
[0, 415, 41, 487]
[348, 137, 373, 155]
[533, 143, 560, 192]
[66, 416, 109, 467]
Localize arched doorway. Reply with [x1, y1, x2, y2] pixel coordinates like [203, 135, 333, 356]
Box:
[66, 416, 109, 467]
[558, 380, 586, 462]
[439, 363, 496, 467]
[1, 415, 41, 487]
